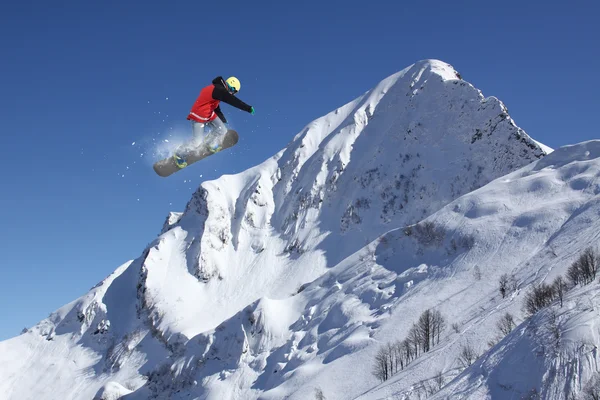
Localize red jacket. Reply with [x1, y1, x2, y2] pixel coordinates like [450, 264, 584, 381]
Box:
[187, 76, 253, 123]
[188, 84, 219, 122]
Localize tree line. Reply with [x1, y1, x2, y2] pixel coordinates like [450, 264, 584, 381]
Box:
[373, 308, 446, 382]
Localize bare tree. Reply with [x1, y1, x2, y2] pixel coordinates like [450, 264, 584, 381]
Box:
[496, 313, 516, 337]
[433, 370, 445, 391]
[414, 221, 446, 246]
[393, 340, 406, 371]
[432, 309, 446, 345]
[408, 324, 421, 358]
[373, 310, 447, 382]
[567, 259, 583, 286]
[315, 387, 326, 400]
[387, 341, 400, 375]
[417, 310, 433, 352]
[401, 338, 414, 364]
[416, 309, 446, 352]
[524, 283, 555, 316]
[417, 309, 446, 352]
[452, 322, 460, 333]
[373, 340, 410, 382]
[458, 341, 479, 368]
[499, 274, 509, 298]
[582, 248, 600, 282]
[568, 248, 600, 286]
[373, 345, 391, 382]
[552, 276, 566, 307]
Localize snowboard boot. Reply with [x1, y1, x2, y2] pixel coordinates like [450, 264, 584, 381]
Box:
[208, 143, 223, 153]
[173, 154, 188, 169]
[205, 134, 224, 153]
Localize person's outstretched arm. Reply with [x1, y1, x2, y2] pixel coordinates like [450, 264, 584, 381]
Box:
[212, 85, 253, 113]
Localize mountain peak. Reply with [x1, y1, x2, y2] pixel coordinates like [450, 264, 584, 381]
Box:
[409, 59, 463, 81]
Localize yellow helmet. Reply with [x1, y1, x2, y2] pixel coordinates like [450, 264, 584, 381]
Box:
[225, 76, 241, 93]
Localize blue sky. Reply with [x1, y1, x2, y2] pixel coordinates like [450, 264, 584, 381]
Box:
[0, 0, 598, 340]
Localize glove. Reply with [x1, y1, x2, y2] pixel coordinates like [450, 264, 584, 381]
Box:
[250, 106, 255, 115]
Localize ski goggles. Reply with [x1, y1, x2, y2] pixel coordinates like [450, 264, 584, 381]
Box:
[227, 83, 238, 94]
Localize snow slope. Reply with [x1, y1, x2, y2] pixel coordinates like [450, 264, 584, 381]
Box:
[357, 140, 600, 400]
[0, 59, 553, 400]
[429, 282, 600, 400]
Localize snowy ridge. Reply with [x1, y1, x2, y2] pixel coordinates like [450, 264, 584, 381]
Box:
[357, 140, 600, 400]
[0, 59, 560, 400]
[430, 283, 600, 400]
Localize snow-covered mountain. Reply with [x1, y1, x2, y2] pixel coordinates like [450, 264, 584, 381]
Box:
[4, 59, 586, 400]
[357, 140, 600, 400]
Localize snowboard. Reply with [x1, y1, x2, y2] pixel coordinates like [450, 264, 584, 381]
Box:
[153, 129, 239, 177]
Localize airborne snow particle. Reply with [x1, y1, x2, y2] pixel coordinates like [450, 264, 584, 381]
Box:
[131, 142, 136, 146]
[164, 139, 169, 143]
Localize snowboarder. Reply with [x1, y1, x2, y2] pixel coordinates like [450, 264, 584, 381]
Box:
[174, 76, 255, 168]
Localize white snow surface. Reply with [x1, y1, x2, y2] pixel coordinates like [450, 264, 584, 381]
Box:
[8, 59, 599, 400]
[355, 140, 600, 400]
[94, 382, 133, 400]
